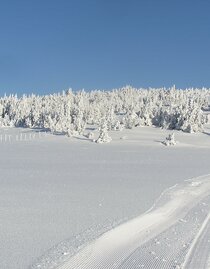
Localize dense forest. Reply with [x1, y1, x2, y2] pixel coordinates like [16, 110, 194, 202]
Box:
[0, 86, 209, 142]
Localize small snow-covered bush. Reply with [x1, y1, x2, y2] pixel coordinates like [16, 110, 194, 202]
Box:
[85, 132, 94, 140]
[163, 133, 176, 146]
[112, 120, 124, 131]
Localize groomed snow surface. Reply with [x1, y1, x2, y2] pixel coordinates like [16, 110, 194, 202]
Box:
[0, 124, 210, 269]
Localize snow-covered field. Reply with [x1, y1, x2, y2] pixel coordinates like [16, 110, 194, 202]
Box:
[0, 121, 210, 269]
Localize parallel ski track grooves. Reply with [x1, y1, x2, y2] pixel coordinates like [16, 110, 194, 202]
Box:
[54, 175, 210, 269]
[119, 198, 209, 269]
[182, 213, 210, 269]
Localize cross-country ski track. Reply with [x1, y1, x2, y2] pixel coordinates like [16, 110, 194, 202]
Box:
[182, 213, 210, 269]
[54, 174, 210, 269]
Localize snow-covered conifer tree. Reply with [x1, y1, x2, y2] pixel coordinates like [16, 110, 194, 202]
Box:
[163, 133, 176, 146]
[96, 120, 112, 143]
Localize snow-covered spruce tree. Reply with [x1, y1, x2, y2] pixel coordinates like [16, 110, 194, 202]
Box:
[71, 109, 86, 135]
[66, 124, 78, 137]
[105, 107, 117, 131]
[96, 120, 112, 143]
[180, 106, 208, 133]
[123, 109, 139, 129]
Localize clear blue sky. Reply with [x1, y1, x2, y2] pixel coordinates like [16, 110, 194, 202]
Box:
[0, 0, 210, 95]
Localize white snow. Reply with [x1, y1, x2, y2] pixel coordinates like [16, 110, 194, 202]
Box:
[182, 213, 210, 268]
[0, 120, 210, 269]
[54, 174, 210, 269]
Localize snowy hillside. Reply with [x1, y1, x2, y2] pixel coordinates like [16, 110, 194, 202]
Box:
[0, 88, 210, 269]
[1, 86, 210, 139]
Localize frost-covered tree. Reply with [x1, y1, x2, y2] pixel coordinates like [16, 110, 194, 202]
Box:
[112, 120, 124, 131]
[163, 133, 176, 146]
[123, 109, 139, 129]
[96, 120, 112, 143]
